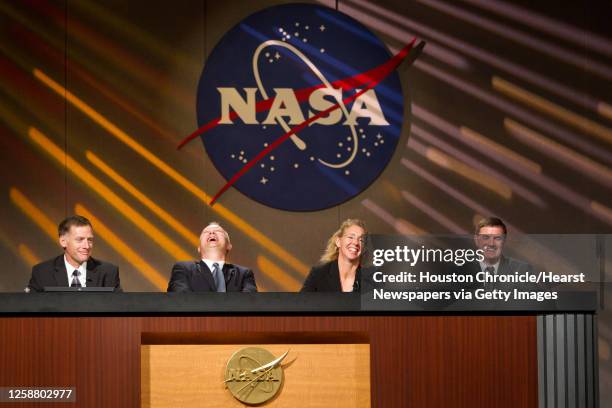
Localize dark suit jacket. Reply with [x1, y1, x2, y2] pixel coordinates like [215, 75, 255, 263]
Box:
[462, 255, 532, 275]
[28, 255, 121, 292]
[300, 260, 361, 292]
[459, 255, 534, 290]
[167, 260, 257, 292]
[498, 256, 532, 275]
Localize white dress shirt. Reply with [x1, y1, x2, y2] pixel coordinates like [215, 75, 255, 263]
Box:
[202, 259, 225, 275]
[479, 260, 500, 275]
[64, 256, 87, 287]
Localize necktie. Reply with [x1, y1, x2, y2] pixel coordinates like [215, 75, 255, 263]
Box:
[70, 270, 82, 288]
[212, 263, 226, 292]
[484, 266, 495, 289]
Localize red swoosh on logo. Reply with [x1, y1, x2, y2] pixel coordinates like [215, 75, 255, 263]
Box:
[180, 39, 420, 205]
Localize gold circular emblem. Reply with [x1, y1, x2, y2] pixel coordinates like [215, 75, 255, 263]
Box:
[224, 347, 287, 405]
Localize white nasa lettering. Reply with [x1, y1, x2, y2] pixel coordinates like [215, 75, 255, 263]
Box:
[308, 87, 343, 125]
[263, 88, 306, 125]
[217, 87, 389, 126]
[343, 89, 390, 126]
[218, 87, 258, 124]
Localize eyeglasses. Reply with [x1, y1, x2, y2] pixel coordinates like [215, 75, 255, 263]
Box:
[343, 234, 366, 244]
[477, 234, 505, 242]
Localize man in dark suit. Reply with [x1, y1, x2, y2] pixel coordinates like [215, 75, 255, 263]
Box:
[167, 222, 257, 292]
[27, 215, 120, 292]
[466, 217, 532, 287]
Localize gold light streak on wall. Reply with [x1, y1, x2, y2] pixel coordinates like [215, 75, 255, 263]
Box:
[29, 0, 184, 106]
[395, 219, 427, 235]
[0, 98, 25, 134]
[0, 229, 38, 275]
[86, 151, 199, 247]
[8, 188, 51, 269]
[0, 2, 62, 52]
[598, 102, 612, 121]
[17, 244, 40, 268]
[504, 119, 612, 184]
[381, 180, 403, 202]
[591, 202, 612, 224]
[256, 255, 302, 292]
[27, 127, 192, 261]
[75, 66, 176, 143]
[72, 0, 198, 73]
[9, 187, 57, 241]
[0, 0, 187, 131]
[361, 199, 427, 235]
[492, 76, 612, 145]
[75, 204, 167, 291]
[2, 16, 193, 157]
[459, 126, 541, 173]
[32, 68, 309, 276]
[472, 214, 484, 230]
[401, 190, 467, 234]
[425, 147, 513, 199]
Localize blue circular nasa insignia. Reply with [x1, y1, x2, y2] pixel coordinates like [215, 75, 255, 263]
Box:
[196, 4, 404, 211]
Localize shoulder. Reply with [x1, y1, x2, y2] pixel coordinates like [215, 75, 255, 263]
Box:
[32, 255, 62, 273]
[305, 261, 335, 281]
[301, 261, 336, 292]
[451, 259, 480, 274]
[310, 261, 335, 275]
[174, 261, 198, 268]
[502, 256, 531, 271]
[226, 263, 252, 274]
[172, 261, 198, 272]
[503, 255, 526, 265]
[89, 257, 118, 272]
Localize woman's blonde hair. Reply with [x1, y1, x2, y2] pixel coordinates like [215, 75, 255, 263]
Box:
[320, 219, 367, 263]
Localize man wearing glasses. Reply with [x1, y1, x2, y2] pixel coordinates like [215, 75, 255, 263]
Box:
[473, 217, 531, 280]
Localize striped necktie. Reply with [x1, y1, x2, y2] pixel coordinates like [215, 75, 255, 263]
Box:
[212, 263, 226, 292]
[70, 270, 82, 288]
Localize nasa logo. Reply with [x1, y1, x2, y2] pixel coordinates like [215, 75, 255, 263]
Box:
[195, 4, 407, 211]
[224, 347, 289, 405]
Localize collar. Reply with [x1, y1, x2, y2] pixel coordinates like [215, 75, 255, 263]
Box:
[64, 255, 87, 274]
[202, 259, 225, 272]
[479, 259, 500, 274]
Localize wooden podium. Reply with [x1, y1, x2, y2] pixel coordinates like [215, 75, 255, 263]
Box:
[142, 343, 371, 407]
[0, 292, 597, 407]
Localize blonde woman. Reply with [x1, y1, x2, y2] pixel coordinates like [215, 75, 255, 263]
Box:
[300, 219, 366, 292]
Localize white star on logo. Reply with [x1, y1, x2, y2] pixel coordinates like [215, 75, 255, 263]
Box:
[319, 24, 326, 32]
[260, 177, 269, 185]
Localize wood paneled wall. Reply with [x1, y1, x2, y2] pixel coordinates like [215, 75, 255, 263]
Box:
[0, 315, 537, 407]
